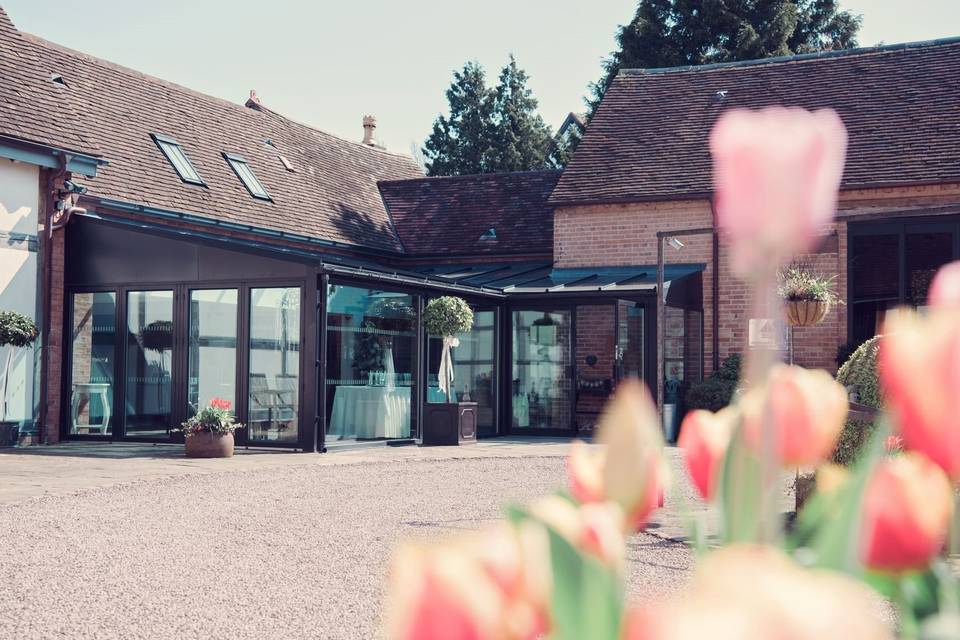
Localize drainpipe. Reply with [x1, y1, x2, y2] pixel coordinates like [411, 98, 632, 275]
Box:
[710, 201, 720, 374]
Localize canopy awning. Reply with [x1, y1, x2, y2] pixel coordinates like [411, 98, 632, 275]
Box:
[411, 262, 706, 295]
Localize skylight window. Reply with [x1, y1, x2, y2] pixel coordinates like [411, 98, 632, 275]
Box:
[223, 153, 271, 200]
[151, 134, 204, 185]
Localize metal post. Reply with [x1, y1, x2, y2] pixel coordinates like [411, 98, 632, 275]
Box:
[656, 236, 665, 427]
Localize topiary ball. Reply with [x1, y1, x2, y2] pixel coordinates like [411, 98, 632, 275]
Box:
[423, 297, 474, 338]
[0, 310, 39, 348]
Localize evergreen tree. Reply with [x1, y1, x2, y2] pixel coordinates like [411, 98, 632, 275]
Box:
[423, 61, 495, 176]
[423, 56, 565, 176]
[489, 55, 556, 172]
[588, 0, 862, 112]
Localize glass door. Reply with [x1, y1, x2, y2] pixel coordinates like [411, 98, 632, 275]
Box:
[124, 290, 175, 438]
[511, 309, 573, 432]
[248, 287, 302, 444]
[615, 300, 644, 383]
[187, 289, 238, 417]
[68, 292, 118, 436]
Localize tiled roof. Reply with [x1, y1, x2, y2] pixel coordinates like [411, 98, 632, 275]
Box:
[379, 170, 560, 256]
[551, 38, 960, 206]
[18, 31, 422, 252]
[0, 7, 98, 156]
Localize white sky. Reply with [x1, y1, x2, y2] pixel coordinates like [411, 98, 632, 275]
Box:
[5, 1, 958, 155]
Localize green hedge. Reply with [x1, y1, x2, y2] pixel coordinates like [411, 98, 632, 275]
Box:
[685, 354, 741, 412]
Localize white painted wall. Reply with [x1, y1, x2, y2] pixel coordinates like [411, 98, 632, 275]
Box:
[0, 160, 39, 424]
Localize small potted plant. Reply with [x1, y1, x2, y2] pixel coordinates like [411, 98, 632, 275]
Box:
[422, 296, 477, 445]
[777, 265, 839, 327]
[177, 398, 242, 458]
[0, 310, 38, 446]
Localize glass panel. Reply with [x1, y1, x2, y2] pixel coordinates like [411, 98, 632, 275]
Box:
[159, 140, 202, 184]
[248, 287, 301, 443]
[188, 289, 237, 416]
[511, 310, 572, 431]
[427, 309, 497, 437]
[616, 302, 645, 381]
[849, 233, 901, 348]
[69, 292, 116, 436]
[326, 285, 416, 442]
[575, 304, 614, 433]
[906, 230, 954, 309]
[231, 159, 269, 198]
[125, 290, 174, 438]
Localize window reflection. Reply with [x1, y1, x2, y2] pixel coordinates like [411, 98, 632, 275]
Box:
[325, 285, 416, 441]
[511, 310, 572, 430]
[248, 287, 300, 443]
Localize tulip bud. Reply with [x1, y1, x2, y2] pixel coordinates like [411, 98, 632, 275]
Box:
[881, 308, 960, 480]
[566, 440, 605, 504]
[678, 407, 736, 501]
[595, 380, 670, 529]
[741, 364, 848, 466]
[710, 107, 847, 275]
[929, 260, 960, 308]
[529, 495, 626, 572]
[861, 452, 953, 573]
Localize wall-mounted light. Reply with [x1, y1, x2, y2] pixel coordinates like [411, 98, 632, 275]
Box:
[667, 237, 685, 250]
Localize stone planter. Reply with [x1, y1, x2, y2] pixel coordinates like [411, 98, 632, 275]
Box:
[185, 431, 235, 458]
[785, 299, 829, 327]
[422, 402, 478, 446]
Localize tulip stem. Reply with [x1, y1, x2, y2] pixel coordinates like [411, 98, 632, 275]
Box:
[894, 580, 920, 639]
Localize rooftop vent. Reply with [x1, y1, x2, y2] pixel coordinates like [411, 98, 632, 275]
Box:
[712, 89, 728, 103]
[245, 89, 263, 110]
[479, 228, 497, 241]
[50, 73, 67, 86]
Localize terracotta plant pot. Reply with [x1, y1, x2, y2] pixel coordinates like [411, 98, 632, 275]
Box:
[185, 431, 235, 458]
[785, 299, 829, 327]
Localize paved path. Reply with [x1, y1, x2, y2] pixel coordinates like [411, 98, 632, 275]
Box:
[0, 440, 701, 639]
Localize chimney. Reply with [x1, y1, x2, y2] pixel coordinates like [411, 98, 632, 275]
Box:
[362, 115, 377, 146]
[245, 89, 262, 110]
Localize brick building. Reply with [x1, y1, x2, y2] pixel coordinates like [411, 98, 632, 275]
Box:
[1, 3, 958, 449]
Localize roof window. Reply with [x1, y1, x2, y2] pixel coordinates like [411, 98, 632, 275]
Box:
[223, 153, 271, 200]
[151, 134, 204, 185]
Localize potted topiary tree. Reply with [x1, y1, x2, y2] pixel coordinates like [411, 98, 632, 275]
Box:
[0, 310, 39, 446]
[177, 397, 242, 458]
[421, 296, 477, 445]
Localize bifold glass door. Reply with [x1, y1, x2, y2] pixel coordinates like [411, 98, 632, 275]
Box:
[511, 309, 573, 432]
[69, 292, 118, 436]
[248, 287, 301, 444]
[188, 289, 238, 416]
[124, 290, 175, 437]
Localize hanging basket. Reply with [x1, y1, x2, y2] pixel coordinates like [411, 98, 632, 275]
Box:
[785, 300, 829, 327]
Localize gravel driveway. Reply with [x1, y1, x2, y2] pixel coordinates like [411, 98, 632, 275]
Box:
[0, 452, 694, 639]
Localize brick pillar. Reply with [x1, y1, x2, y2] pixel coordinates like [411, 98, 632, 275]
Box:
[43, 228, 65, 443]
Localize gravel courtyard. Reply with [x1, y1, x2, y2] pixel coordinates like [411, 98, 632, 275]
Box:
[0, 446, 695, 639]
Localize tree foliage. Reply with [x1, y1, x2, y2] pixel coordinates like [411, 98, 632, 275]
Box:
[589, 0, 862, 112]
[423, 56, 567, 176]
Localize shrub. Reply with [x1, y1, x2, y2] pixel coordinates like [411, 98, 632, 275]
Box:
[832, 335, 882, 466]
[423, 296, 474, 338]
[685, 354, 742, 412]
[0, 310, 38, 348]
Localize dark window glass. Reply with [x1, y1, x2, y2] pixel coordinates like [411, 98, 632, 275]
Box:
[125, 290, 174, 438]
[69, 292, 116, 436]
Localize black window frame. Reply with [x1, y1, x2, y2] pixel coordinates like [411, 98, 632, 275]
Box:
[150, 133, 205, 186]
[223, 152, 272, 201]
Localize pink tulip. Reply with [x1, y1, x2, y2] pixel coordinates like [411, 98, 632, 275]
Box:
[566, 440, 605, 504]
[861, 452, 953, 573]
[623, 546, 893, 639]
[386, 525, 551, 640]
[741, 364, 848, 466]
[881, 308, 960, 480]
[710, 107, 847, 274]
[595, 380, 670, 530]
[678, 407, 736, 501]
[530, 496, 626, 572]
[929, 261, 960, 308]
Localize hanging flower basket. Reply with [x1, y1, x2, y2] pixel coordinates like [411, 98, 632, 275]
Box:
[785, 299, 829, 327]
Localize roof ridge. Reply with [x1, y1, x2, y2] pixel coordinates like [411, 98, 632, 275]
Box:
[378, 168, 562, 186]
[620, 36, 960, 76]
[21, 32, 418, 162]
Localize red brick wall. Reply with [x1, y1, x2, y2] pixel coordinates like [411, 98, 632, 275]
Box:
[554, 184, 960, 378]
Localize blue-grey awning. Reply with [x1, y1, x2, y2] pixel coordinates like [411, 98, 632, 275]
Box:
[411, 262, 705, 294]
